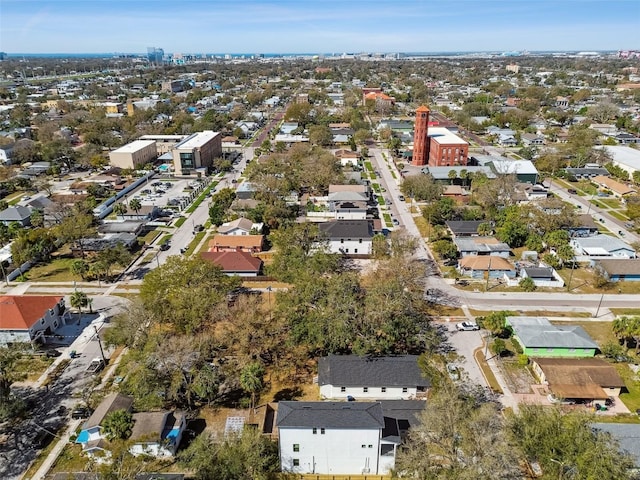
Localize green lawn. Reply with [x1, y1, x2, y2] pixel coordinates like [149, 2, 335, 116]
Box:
[14, 354, 54, 381]
[377, 196, 385, 205]
[609, 210, 630, 221]
[158, 234, 172, 245]
[382, 213, 392, 226]
[590, 199, 608, 209]
[364, 161, 374, 172]
[184, 231, 207, 256]
[616, 363, 640, 413]
[600, 198, 622, 209]
[371, 183, 381, 193]
[23, 257, 78, 282]
[174, 217, 186, 227]
[185, 181, 218, 214]
[140, 229, 160, 245]
[474, 349, 503, 393]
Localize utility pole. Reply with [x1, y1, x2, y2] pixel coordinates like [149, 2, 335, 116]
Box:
[595, 292, 605, 318]
[566, 257, 576, 291]
[485, 256, 492, 292]
[94, 325, 107, 364]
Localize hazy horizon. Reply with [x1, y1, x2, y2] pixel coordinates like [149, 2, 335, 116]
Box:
[1, 0, 638, 54]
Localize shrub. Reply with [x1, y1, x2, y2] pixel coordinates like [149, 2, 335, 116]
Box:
[517, 354, 529, 366]
[491, 338, 507, 357]
[519, 277, 537, 292]
[512, 339, 523, 354]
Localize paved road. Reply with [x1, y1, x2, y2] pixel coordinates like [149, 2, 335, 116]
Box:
[549, 179, 639, 243]
[1, 297, 125, 480]
[123, 148, 252, 280]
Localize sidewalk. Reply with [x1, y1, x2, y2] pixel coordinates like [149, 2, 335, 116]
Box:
[26, 419, 82, 480]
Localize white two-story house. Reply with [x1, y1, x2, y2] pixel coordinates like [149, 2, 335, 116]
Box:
[277, 401, 398, 475]
[318, 355, 430, 400]
[317, 220, 373, 255]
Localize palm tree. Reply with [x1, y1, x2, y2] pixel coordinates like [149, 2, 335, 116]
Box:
[128, 198, 142, 218]
[112, 202, 127, 220]
[612, 317, 632, 349]
[448, 169, 458, 185]
[240, 362, 265, 412]
[70, 259, 89, 281]
[89, 261, 107, 286]
[70, 290, 88, 322]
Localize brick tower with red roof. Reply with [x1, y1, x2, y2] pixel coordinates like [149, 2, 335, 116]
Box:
[412, 106, 430, 166]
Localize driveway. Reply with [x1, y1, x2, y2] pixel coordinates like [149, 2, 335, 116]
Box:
[439, 321, 487, 387]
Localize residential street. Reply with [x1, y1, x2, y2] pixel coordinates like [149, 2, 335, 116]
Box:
[0, 297, 125, 480]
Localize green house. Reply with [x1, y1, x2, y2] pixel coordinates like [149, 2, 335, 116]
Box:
[506, 316, 598, 358]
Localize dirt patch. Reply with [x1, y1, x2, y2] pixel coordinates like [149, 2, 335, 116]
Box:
[498, 359, 537, 394]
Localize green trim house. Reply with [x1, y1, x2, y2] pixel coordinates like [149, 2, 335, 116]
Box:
[506, 316, 598, 358]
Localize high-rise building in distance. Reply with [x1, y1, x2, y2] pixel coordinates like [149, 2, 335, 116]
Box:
[147, 47, 164, 65]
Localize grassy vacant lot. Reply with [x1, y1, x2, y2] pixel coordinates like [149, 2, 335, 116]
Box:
[23, 257, 77, 282]
[616, 363, 640, 413]
[413, 216, 430, 238]
[49, 444, 88, 475]
[15, 354, 53, 382]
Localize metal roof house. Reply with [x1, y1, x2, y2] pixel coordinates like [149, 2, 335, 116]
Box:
[570, 234, 636, 260]
[506, 317, 598, 358]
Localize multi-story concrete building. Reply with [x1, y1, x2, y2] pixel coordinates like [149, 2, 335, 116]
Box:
[139, 134, 186, 155]
[171, 131, 222, 176]
[109, 140, 157, 169]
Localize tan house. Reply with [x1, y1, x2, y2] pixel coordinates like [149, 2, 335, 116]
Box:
[531, 357, 626, 401]
[208, 234, 265, 253]
[592, 175, 636, 197]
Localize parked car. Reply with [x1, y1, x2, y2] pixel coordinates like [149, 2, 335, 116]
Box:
[71, 407, 92, 419]
[45, 349, 61, 358]
[86, 358, 105, 375]
[567, 188, 577, 194]
[456, 321, 480, 331]
[398, 195, 405, 201]
[618, 230, 625, 236]
[392, 219, 400, 226]
[160, 242, 170, 251]
[447, 364, 460, 380]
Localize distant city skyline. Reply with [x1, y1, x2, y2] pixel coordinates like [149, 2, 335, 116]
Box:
[1, 0, 638, 54]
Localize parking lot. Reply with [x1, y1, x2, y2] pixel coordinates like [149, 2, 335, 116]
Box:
[129, 177, 208, 211]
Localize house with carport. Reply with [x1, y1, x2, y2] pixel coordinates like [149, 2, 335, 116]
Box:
[571, 234, 636, 260]
[532, 357, 626, 403]
[506, 316, 598, 358]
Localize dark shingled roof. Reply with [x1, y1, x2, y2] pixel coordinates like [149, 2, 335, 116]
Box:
[318, 355, 430, 388]
[276, 401, 384, 429]
[445, 220, 485, 236]
[318, 220, 373, 239]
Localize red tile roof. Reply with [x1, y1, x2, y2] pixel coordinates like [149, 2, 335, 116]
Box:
[201, 251, 263, 273]
[0, 295, 63, 330]
[416, 105, 430, 112]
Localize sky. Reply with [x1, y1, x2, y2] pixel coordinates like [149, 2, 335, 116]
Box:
[0, 0, 638, 54]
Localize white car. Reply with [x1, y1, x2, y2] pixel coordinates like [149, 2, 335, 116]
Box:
[456, 321, 480, 331]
